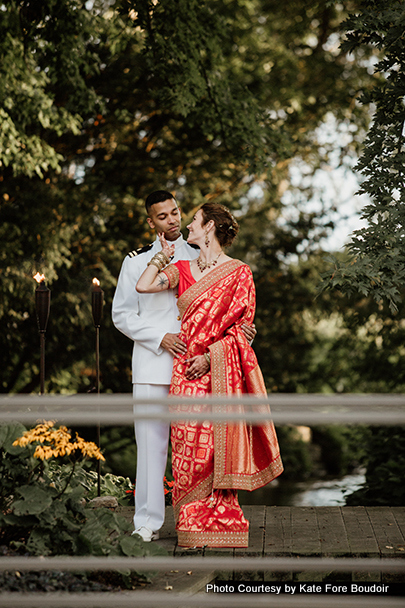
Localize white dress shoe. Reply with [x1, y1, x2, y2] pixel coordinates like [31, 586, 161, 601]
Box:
[132, 526, 159, 542]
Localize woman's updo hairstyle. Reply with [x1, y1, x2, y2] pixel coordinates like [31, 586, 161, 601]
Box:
[200, 203, 239, 248]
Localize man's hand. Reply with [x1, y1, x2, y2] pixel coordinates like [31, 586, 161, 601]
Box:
[241, 323, 256, 344]
[160, 333, 187, 357]
[185, 355, 210, 380]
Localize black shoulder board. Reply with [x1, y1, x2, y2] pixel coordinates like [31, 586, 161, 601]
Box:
[189, 243, 200, 250]
[128, 243, 153, 258]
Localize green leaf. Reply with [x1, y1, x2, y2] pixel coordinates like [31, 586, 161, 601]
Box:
[119, 535, 144, 557]
[13, 486, 53, 516]
[26, 529, 52, 556]
[0, 422, 27, 453]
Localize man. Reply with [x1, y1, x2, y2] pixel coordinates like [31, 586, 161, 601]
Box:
[112, 191, 255, 542]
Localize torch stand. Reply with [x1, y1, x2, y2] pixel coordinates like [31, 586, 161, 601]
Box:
[39, 333, 46, 395]
[92, 281, 104, 496]
[95, 325, 101, 496]
[35, 280, 51, 395]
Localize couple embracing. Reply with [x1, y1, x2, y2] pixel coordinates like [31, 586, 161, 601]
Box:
[112, 191, 283, 548]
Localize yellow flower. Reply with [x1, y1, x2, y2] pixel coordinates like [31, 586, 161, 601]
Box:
[33, 446, 43, 459]
[13, 421, 105, 462]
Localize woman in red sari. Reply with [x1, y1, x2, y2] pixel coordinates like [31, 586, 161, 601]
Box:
[137, 203, 283, 548]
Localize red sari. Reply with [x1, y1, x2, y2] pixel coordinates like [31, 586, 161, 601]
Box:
[162, 259, 283, 548]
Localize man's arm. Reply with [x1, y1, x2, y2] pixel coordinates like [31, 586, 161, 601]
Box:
[113, 254, 187, 357]
[112, 255, 167, 355]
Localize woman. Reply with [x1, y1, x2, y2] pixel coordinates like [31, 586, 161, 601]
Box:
[137, 203, 283, 548]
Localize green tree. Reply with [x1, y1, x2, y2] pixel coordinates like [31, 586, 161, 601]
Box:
[0, 0, 106, 177]
[321, 0, 405, 312]
[0, 0, 375, 395]
[318, 0, 405, 506]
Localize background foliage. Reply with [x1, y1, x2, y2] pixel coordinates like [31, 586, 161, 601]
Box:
[321, 0, 405, 311]
[1, 0, 404, 505]
[0, 0, 374, 395]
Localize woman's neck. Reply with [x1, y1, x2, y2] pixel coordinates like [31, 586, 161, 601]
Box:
[194, 243, 225, 274]
[198, 243, 223, 264]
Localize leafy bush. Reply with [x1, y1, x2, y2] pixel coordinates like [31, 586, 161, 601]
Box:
[56, 465, 136, 506]
[346, 426, 405, 506]
[0, 422, 165, 567]
[311, 425, 368, 477]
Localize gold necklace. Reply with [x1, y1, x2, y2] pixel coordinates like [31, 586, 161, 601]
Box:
[196, 252, 222, 272]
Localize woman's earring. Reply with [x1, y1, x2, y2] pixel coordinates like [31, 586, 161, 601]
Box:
[205, 230, 210, 247]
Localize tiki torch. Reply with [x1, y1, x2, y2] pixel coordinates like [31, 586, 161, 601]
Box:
[34, 273, 50, 395]
[91, 277, 104, 495]
[91, 278, 103, 393]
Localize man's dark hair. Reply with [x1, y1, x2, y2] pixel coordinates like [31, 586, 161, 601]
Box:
[145, 191, 176, 214]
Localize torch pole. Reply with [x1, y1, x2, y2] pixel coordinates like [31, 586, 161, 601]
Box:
[95, 325, 101, 496]
[34, 275, 51, 396]
[95, 326, 100, 394]
[91, 278, 104, 497]
[40, 332, 46, 396]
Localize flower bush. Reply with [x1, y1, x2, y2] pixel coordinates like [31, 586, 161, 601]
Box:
[0, 421, 165, 576]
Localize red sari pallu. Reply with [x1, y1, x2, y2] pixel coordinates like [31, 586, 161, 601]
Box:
[162, 259, 283, 548]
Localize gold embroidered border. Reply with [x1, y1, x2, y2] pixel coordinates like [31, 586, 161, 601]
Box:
[210, 339, 284, 490]
[177, 529, 249, 548]
[161, 264, 180, 288]
[209, 341, 228, 396]
[214, 455, 284, 490]
[210, 339, 234, 488]
[177, 259, 244, 318]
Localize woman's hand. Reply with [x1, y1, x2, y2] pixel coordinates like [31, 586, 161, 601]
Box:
[185, 355, 210, 380]
[136, 234, 175, 294]
[158, 232, 175, 260]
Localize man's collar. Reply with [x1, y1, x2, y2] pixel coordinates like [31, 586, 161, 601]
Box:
[154, 234, 185, 247]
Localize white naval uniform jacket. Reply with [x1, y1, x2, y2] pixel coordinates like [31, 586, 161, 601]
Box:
[112, 235, 199, 385]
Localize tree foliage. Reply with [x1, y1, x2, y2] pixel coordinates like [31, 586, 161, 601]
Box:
[347, 426, 405, 506]
[0, 0, 104, 177]
[0, 0, 375, 396]
[1, 0, 404, 504]
[321, 0, 405, 312]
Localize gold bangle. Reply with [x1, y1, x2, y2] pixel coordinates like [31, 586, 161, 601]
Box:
[147, 259, 163, 271]
[155, 251, 169, 262]
[204, 352, 211, 366]
[147, 252, 169, 271]
[159, 251, 170, 264]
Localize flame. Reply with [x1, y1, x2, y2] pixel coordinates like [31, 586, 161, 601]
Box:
[33, 272, 46, 283]
[92, 277, 100, 286]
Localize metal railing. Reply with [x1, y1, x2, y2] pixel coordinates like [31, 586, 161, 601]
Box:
[1, 392, 405, 425]
[1, 392, 405, 607]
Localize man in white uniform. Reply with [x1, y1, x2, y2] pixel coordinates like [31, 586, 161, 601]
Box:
[112, 191, 199, 541]
[112, 191, 255, 541]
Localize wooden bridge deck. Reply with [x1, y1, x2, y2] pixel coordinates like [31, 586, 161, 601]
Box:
[117, 505, 405, 593]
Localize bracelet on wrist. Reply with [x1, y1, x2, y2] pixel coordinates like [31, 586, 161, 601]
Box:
[147, 259, 163, 271]
[204, 352, 211, 366]
[147, 251, 170, 271]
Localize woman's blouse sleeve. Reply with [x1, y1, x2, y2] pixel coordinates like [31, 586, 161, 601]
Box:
[161, 263, 180, 288]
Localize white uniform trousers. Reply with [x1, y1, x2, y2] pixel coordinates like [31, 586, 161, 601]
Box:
[133, 383, 170, 532]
